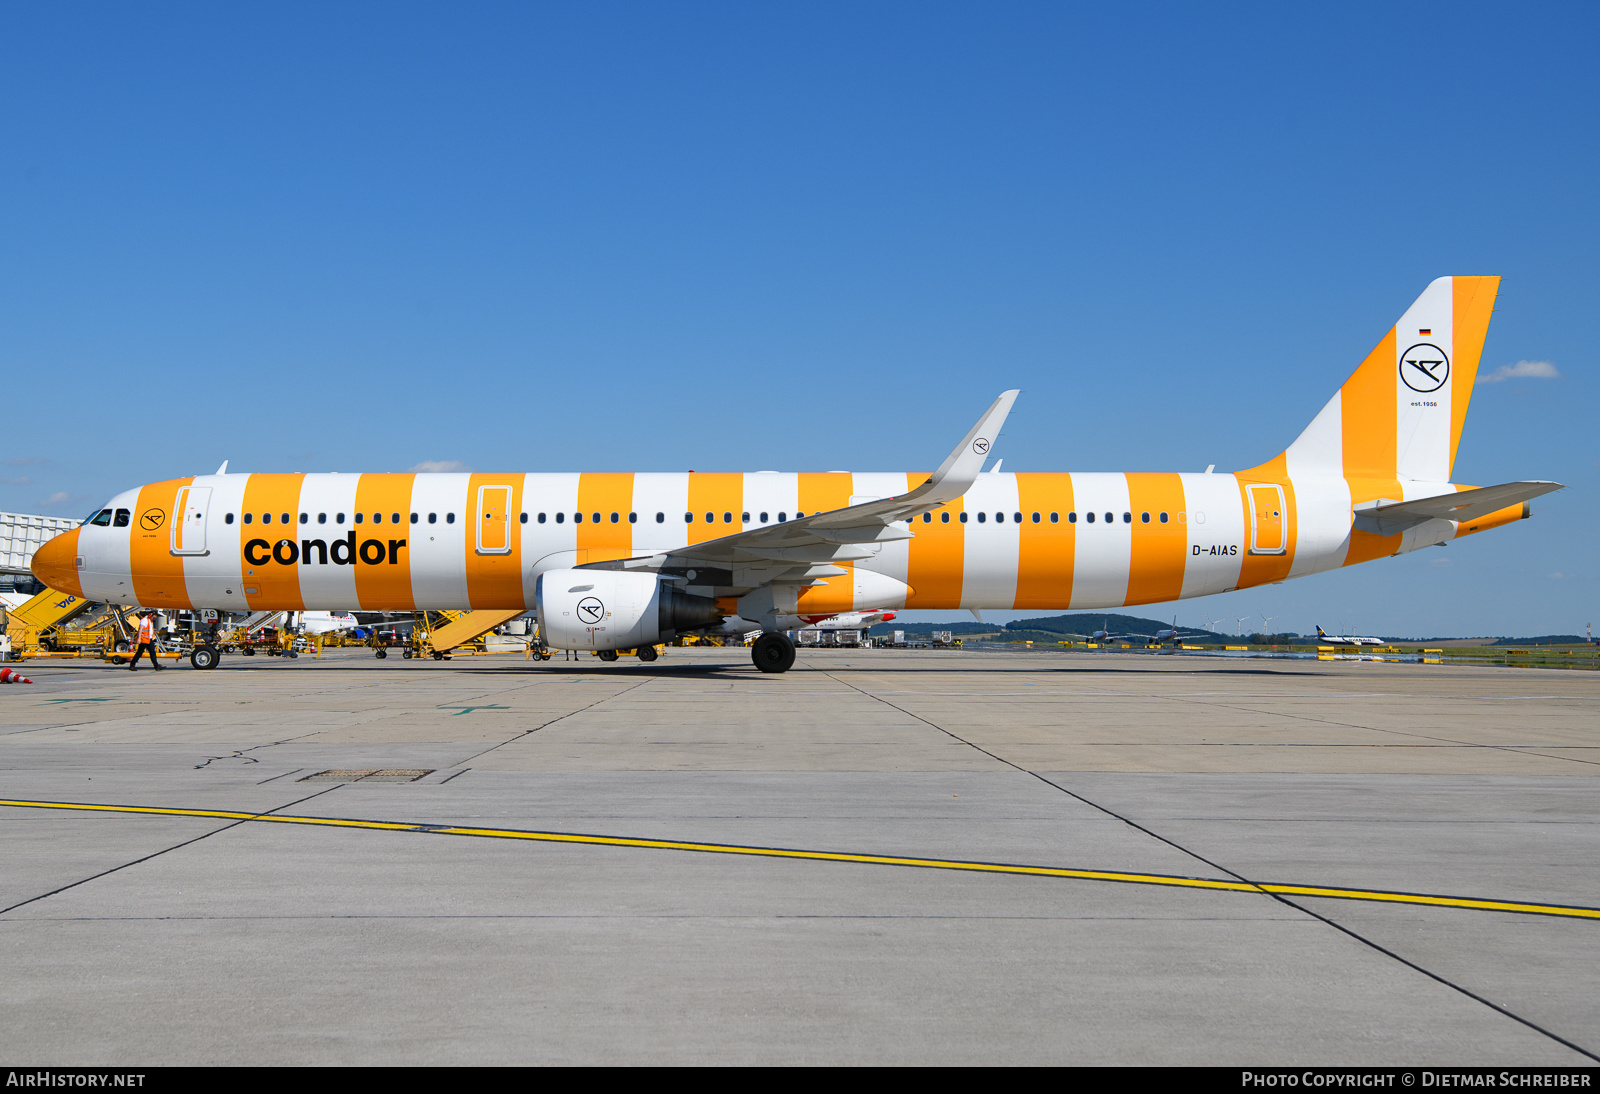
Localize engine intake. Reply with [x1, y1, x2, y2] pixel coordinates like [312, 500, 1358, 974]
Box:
[535, 569, 722, 650]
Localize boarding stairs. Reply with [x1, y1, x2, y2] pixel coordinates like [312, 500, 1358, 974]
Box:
[416, 609, 527, 657]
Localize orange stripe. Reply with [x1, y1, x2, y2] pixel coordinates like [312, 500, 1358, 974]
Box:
[1013, 473, 1074, 609]
[1232, 457, 1298, 590]
[574, 473, 635, 554]
[129, 478, 194, 609]
[1124, 473, 1188, 605]
[465, 473, 527, 610]
[685, 473, 743, 545]
[793, 473, 858, 615]
[237, 474, 304, 611]
[351, 474, 415, 611]
[1339, 325, 1402, 567]
[905, 473, 964, 609]
[1450, 276, 1500, 475]
[1341, 326, 1398, 482]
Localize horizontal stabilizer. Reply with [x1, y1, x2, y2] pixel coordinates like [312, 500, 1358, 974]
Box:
[1353, 481, 1562, 535]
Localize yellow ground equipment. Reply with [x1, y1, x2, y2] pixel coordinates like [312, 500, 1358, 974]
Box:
[381, 609, 527, 660]
[6, 587, 142, 659]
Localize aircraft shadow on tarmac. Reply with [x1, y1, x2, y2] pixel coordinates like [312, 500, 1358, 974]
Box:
[197, 659, 1319, 679]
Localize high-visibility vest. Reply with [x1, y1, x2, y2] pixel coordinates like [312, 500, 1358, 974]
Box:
[138, 617, 155, 643]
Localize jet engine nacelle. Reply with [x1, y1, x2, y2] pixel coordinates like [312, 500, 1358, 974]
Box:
[535, 569, 723, 650]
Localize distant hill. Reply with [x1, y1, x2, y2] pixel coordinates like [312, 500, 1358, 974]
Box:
[1491, 635, 1594, 647]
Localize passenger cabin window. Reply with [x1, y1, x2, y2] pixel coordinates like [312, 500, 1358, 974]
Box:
[685, 513, 693, 523]
[941, 512, 950, 523]
[336, 513, 345, 524]
[704, 512, 713, 523]
[779, 512, 788, 522]
[1160, 512, 1169, 523]
[1121, 512, 1131, 523]
[959, 512, 968, 523]
[354, 513, 363, 524]
[723, 512, 732, 523]
[519, 512, 527, 523]
[299, 513, 307, 524]
[262, 513, 273, 524]
[391, 513, 400, 524]
[1031, 512, 1040, 523]
[609, 512, 618, 524]
[628, 512, 637, 523]
[655, 512, 664, 523]
[225, 513, 234, 525]
[1141, 512, 1150, 523]
[1050, 512, 1059, 523]
[318, 513, 327, 524]
[977, 511, 986, 523]
[373, 513, 382, 525]
[428, 513, 437, 524]
[922, 513, 931, 523]
[575, 513, 583, 523]
[742, 512, 750, 523]
[1085, 512, 1094, 523]
[539, 513, 547, 523]
[446, 513, 455, 524]
[281, 513, 290, 525]
[759, 512, 768, 523]
[557, 512, 565, 523]
[1014, 513, 1022, 523]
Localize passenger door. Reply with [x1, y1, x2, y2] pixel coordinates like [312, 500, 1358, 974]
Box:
[171, 486, 211, 556]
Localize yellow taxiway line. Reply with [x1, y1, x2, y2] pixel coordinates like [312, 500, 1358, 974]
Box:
[3, 796, 1597, 922]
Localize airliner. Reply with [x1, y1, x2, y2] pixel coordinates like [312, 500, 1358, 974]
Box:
[31, 277, 1561, 673]
[1315, 626, 1386, 646]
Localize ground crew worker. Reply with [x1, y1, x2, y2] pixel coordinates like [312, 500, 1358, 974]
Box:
[130, 611, 162, 671]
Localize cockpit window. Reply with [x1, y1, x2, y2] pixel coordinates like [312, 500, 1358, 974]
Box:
[87, 508, 113, 527]
[113, 509, 130, 527]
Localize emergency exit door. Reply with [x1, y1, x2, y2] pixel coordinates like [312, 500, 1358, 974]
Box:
[476, 485, 513, 555]
[1247, 484, 1286, 555]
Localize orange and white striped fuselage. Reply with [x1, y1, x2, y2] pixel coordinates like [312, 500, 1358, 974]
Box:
[36, 466, 1527, 617]
[29, 276, 1547, 639]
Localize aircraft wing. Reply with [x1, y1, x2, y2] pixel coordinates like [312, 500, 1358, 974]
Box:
[579, 390, 1019, 587]
[1353, 481, 1562, 536]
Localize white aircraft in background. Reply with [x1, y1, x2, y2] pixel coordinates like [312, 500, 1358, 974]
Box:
[1316, 625, 1385, 646]
[299, 610, 360, 635]
[799, 609, 897, 630]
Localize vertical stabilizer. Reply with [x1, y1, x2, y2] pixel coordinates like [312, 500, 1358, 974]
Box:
[1280, 276, 1500, 483]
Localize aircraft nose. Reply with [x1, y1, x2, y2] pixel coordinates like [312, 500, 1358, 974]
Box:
[30, 529, 83, 597]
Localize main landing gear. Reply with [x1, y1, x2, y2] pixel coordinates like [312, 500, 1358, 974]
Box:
[751, 631, 795, 674]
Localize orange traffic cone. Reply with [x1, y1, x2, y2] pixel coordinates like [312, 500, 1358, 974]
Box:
[0, 667, 33, 684]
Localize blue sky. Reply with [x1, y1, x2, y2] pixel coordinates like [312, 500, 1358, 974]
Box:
[2, 2, 1594, 637]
